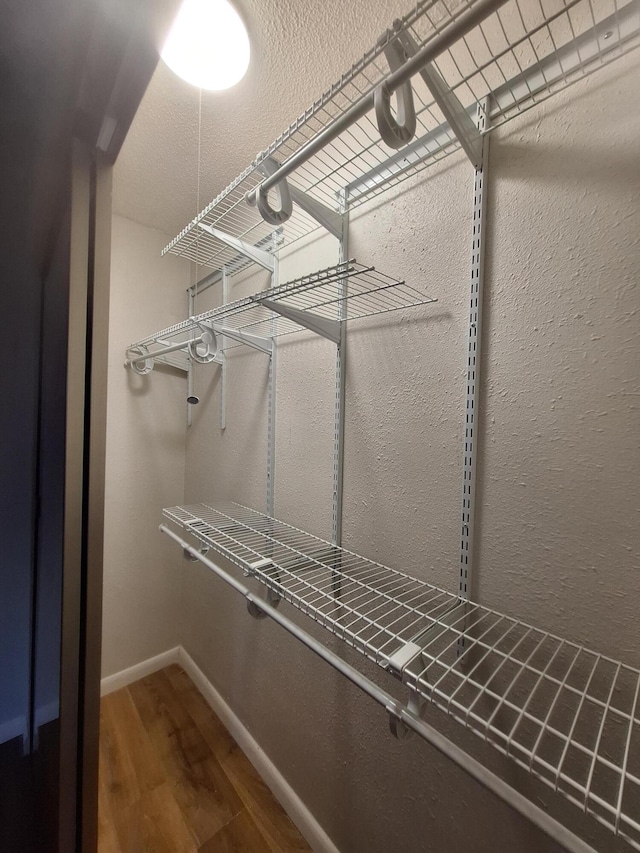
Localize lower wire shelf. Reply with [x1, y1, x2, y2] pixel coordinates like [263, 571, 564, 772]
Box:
[163, 502, 640, 852]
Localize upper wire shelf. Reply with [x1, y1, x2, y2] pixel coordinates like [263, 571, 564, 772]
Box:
[163, 0, 640, 269]
[164, 501, 640, 852]
[125, 261, 436, 372]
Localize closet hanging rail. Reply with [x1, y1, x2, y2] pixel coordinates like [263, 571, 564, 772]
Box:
[163, 0, 640, 268]
[162, 502, 640, 853]
[125, 261, 436, 372]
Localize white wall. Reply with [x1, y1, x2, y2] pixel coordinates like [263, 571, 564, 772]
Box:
[102, 215, 189, 677]
[175, 51, 640, 853]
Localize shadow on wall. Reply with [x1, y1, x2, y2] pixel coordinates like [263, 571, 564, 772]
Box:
[494, 140, 638, 191]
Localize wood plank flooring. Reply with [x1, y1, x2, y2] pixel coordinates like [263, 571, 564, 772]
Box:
[99, 665, 312, 853]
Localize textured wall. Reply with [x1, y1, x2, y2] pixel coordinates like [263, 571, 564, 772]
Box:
[102, 216, 189, 677]
[177, 50, 640, 853]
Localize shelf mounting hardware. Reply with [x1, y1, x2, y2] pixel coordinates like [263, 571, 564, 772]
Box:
[388, 690, 427, 741]
[246, 559, 282, 619]
[220, 268, 229, 430]
[257, 298, 341, 345]
[332, 190, 349, 547]
[126, 345, 154, 375]
[211, 323, 272, 355]
[188, 323, 219, 363]
[459, 99, 490, 608]
[266, 241, 278, 517]
[197, 223, 275, 272]
[183, 543, 209, 562]
[394, 24, 483, 169]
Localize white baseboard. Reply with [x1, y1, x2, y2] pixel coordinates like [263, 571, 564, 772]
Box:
[178, 647, 340, 853]
[100, 646, 181, 696]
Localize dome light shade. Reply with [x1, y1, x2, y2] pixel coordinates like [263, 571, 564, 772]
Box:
[161, 0, 250, 91]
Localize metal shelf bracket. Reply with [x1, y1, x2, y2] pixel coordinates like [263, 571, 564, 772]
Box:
[245, 557, 282, 619]
[212, 324, 273, 355]
[394, 23, 483, 169]
[197, 223, 275, 273]
[258, 298, 341, 345]
[388, 690, 428, 741]
[288, 183, 343, 239]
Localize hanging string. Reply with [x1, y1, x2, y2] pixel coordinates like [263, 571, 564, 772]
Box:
[193, 86, 203, 314]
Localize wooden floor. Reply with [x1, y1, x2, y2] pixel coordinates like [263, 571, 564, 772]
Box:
[99, 665, 312, 852]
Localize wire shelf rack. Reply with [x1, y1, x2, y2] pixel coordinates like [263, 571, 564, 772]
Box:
[163, 501, 640, 851]
[126, 260, 436, 370]
[163, 0, 640, 267]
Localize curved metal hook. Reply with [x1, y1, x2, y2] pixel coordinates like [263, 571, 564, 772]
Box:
[256, 182, 293, 225]
[248, 155, 293, 226]
[188, 324, 218, 364]
[374, 27, 417, 149]
[129, 345, 154, 375]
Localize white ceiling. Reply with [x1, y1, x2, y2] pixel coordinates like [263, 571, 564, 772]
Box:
[113, 0, 405, 240]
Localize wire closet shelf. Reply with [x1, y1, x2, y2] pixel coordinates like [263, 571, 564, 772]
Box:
[126, 261, 435, 372]
[163, 502, 640, 851]
[162, 0, 640, 270]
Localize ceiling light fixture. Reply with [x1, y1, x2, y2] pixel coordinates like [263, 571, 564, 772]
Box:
[161, 0, 250, 91]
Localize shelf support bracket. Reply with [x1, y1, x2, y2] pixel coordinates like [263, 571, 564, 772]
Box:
[288, 184, 343, 239]
[197, 223, 275, 272]
[388, 690, 427, 741]
[395, 26, 483, 169]
[246, 587, 281, 619]
[245, 557, 282, 619]
[212, 324, 272, 355]
[258, 299, 341, 345]
[255, 156, 344, 239]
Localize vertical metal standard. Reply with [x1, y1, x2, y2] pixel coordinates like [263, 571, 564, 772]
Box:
[220, 268, 228, 430]
[187, 287, 195, 427]
[332, 192, 349, 547]
[266, 242, 279, 517]
[459, 99, 490, 602]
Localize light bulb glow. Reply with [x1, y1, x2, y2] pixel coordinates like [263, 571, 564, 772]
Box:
[161, 0, 250, 91]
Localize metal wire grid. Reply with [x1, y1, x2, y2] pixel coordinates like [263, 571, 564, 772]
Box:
[127, 261, 436, 358]
[164, 501, 640, 850]
[163, 0, 639, 262]
[161, 164, 319, 267]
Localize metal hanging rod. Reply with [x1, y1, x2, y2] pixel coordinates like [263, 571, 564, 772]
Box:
[162, 502, 640, 852]
[161, 519, 602, 853]
[125, 335, 207, 369]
